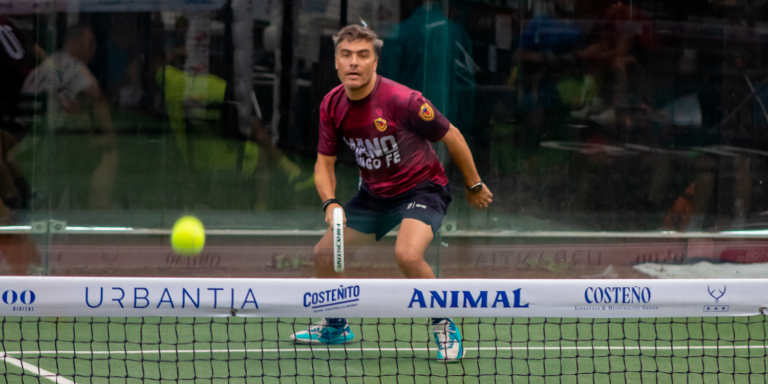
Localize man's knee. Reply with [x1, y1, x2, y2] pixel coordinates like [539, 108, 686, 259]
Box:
[314, 241, 333, 266]
[395, 248, 424, 269]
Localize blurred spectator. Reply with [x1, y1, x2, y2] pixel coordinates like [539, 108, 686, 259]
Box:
[153, 31, 311, 210]
[22, 24, 119, 209]
[378, 1, 482, 207]
[571, 3, 644, 126]
[99, 14, 143, 108]
[513, 0, 585, 143]
[663, 182, 695, 231]
[379, 1, 476, 131]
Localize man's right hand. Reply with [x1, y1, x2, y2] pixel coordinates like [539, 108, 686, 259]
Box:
[466, 184, 493, 209]
[325, 203, 346, 227]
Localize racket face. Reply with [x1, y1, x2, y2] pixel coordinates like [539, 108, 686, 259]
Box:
[333, 207, 344, 272]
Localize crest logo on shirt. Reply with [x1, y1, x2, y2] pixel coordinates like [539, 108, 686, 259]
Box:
[374, 118, 388, 132]
[418, 103, 435, 121]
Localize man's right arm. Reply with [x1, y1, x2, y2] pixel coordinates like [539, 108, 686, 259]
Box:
[315, 153, 343, 225]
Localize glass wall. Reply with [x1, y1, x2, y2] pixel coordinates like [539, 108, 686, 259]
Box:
[0, 0, 766, 278]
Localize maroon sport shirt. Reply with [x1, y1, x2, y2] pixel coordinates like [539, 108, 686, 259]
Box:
[318, 76, 450, 198]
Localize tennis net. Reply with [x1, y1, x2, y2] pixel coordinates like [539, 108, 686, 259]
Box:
[1, 277, 767, 383]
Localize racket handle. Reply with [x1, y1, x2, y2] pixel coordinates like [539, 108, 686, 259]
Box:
[333, 207, 344, 272]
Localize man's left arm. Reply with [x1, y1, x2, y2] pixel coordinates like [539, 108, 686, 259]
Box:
[80, 77, 117, 150]
[440, 124, 493, 209]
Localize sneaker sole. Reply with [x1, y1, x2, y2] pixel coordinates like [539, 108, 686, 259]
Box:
[290, 335, 355, 345]
[437, 347, 466, 362]
[319, 335, 355, 344]
[290, 335, 324, 344]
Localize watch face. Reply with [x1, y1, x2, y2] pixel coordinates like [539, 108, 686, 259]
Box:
[470, 184, 482, 193]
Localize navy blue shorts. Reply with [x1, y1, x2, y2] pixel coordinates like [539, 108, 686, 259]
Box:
[344, 180, 452, 241]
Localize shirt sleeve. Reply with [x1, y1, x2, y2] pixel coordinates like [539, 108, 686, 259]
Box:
[406, 93, 451, 142]
[317, 98, 340, 156]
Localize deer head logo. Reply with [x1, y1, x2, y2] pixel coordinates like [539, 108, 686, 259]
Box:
[708, 285, 726, 303]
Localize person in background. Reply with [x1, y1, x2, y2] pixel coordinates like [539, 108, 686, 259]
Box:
[379, 1, 476, 134]
[153, 24, 312, 210]
[99, 13, 144, 108]
[22, 24, 119, 209]
[514, 0, 584, 144]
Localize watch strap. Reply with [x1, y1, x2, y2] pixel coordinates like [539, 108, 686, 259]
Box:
[466, 182, 483, 192]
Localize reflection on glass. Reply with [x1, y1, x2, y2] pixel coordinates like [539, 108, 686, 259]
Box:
[23, 24, 119, 210]
[0, 0, 764, 278]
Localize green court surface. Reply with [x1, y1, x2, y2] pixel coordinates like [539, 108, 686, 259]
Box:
[1, 316, 767, 383]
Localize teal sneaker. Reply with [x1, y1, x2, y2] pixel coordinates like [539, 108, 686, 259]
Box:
[290, 319, 354, 344]
[432, 319, 465, 362]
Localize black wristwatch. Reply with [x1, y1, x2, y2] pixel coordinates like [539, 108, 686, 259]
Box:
[465, 182, 483, 194]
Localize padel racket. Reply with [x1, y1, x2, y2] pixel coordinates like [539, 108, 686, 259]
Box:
[333, 207, 344, 272]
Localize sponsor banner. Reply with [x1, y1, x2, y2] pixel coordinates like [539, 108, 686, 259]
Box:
[42, 242, 768, 275]
[45, 246, 320, 276]
[442, 243, 688, 269]
[0, 276, 765, 318]
[41, 242, 692, 271]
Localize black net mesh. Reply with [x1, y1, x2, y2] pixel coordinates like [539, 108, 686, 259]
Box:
[1, 316, 767, 383]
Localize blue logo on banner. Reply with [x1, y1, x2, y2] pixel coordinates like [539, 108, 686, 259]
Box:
[407, 289, 529, 309]
[704, 285, 728, 312]
[2, 290, 35, 305]
[707, 285, 726, 303]
[584, 287, 651, 304]
[303, 285, 360, 313]
[85, 287, 259, 310]
[1, 290, 36, 312]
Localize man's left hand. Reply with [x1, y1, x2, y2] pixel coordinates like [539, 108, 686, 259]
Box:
[466, 184, 493, 209]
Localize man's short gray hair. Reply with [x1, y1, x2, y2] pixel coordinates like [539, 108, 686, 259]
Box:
[332, 24, 384, 57]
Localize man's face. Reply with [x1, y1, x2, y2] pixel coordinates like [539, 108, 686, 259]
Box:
[69, 28, 97, 63]
[335, 38, 377, 90]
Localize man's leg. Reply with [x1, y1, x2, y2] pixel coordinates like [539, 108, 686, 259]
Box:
[394, 218, 436, 278]
[291, 226, 376, 344]
[317, 227, 375, 331]
[314, 225, 376, 278]
[395, 218, 464, 361]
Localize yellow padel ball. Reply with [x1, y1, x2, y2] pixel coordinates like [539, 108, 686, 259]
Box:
[171, 216, 205, 256]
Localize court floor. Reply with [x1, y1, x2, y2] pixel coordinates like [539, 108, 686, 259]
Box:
[1, 316, 766, 383]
